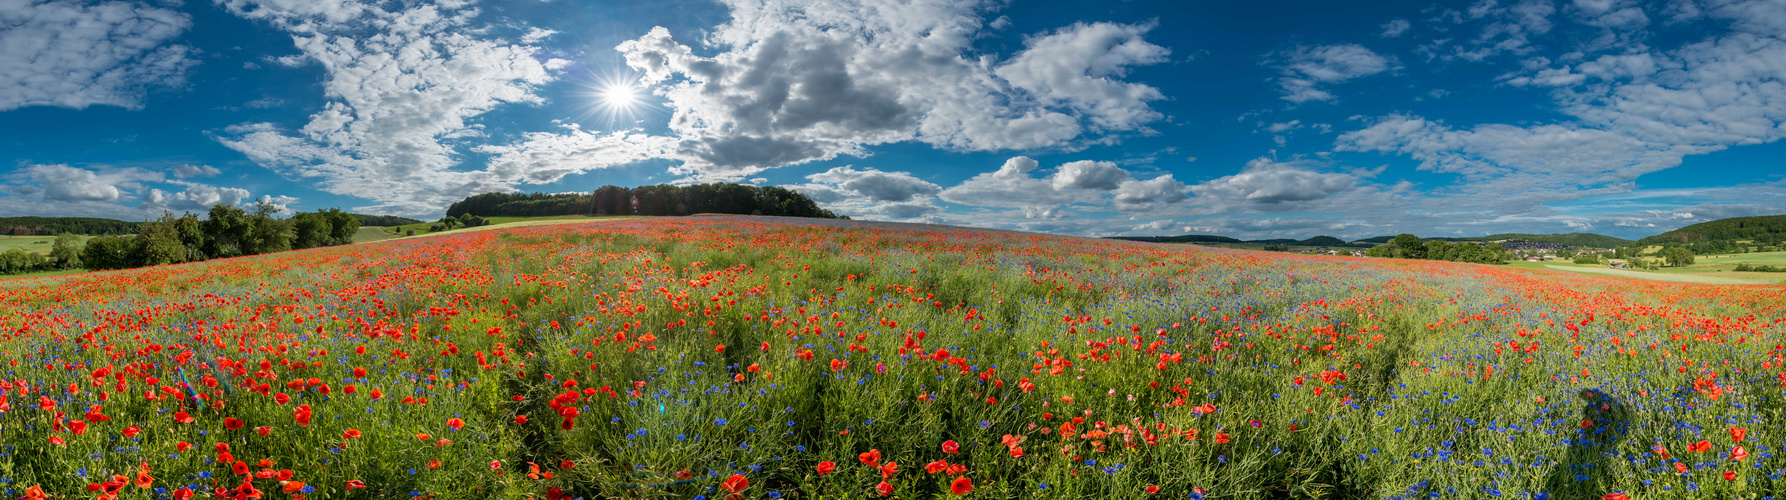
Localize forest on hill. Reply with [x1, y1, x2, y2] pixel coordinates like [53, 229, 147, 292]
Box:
[445, 183, 839, 219]
[1637, 215, 1786, 252]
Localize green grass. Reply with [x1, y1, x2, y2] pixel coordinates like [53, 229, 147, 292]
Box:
[0, 234, 95, 255]
[352, 226, 401, 243]
[382, 214, 638, 235]
[0, 268, 84, 281]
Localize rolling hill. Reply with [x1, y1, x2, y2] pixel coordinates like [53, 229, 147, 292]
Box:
[1637, 215, 1786, 246]
[1354, 233, 1632, 248]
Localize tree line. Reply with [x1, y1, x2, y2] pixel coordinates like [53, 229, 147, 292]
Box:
[0, 216, 140, 236]
[445, 183, 841, 219]
[1365, 234, 1513, 264]
[2, 202, 360, 276]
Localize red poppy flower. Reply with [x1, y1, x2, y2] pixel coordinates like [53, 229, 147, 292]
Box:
[1690, 440, 1712, 452]
[1725, 471, 1737, 481]
[858, 449, 881, 467]
[225, 418, 244, 430]
[343, 429, 362, 439]
[345, 480, 366, 489]
[925, 460, 949, 473]
[816, 461, 836, 476]
[720, 474, 749, 493]
[949, 476, 973, 495]
[447, 417, 465, 430]
[941, 440, 960, 454]
[1145, 485, 1160, 495]
[876, 481, 895, 496]
[1732, 446, 1749, 461]
[293, 405, 312, 427]
[1731, 427, 1748, 442]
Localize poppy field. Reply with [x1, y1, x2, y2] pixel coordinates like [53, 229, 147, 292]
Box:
[3, 216, 1785, 499]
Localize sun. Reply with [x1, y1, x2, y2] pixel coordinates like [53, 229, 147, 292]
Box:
[599, 82, 640, 111]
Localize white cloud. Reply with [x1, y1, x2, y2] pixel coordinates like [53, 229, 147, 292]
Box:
[790, 166, 943, 220]
[803, 166, 941, 203]
[475, 126, 680, 185]
[1050, 160, 1131, 190]
[1112, 174, 1189, 211]
[0, 0, 195, 111]
[1382, 19, 1412, 37]
[521, 27, 558, 44]
[611, 2, 1170, 179]
[214, 0, 559, 215]
[172, 164, 222, 178]
[16, 163, 162, 202]
[1273, 44, 1397, 103]
[243, 97, 285, 109]
[1188, 157, 1361, 205]
[938, 156, 1182, 213]
[994, 22, 1171, 132]
[141, 182, 253, 212]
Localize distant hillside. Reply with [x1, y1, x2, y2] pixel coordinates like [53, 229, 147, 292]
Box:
[351, 214, 424, 227]
[1477, 233, 1632, 248]
[0, 217, 138, 236]
[1109, 234, 1242, 244]
[1356, 233, 1631, 248]
[1638, 215, 1786, 246]
[1110, 234, 1359, 247]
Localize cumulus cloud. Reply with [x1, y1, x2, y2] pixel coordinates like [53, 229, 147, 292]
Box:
[1050, 160, 1130, 190]
[475, 127, 680, 185]
[141, 183, 253, 212]
[612, 1, 1170, 179]
[16, 163, 161, 202]
[1188, 158, 1361, 205]
[939, 156, 1184, 213]
[213, 0, 560, 215]
[790, 166, 942, 220]
[1273, 44, 1397, 103]
[0, 0, 196, 111]
[804, 166, 941, 203]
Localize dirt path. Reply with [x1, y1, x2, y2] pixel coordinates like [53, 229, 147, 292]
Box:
[1543, 264, 1774, 285]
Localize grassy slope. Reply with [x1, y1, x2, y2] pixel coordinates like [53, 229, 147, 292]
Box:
[0, 234, 96, 255]
[379, 214, 635, 236]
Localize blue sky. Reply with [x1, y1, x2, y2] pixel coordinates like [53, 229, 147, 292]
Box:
[2, 0, 1784, 240]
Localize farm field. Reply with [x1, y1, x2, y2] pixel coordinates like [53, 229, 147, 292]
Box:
[2, 216, 1784, 499]
[0, 234, 95, 255]
[1509, 258, 1786, 285]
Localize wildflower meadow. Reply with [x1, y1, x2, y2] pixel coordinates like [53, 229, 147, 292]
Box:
[1, 216, 1782, 499]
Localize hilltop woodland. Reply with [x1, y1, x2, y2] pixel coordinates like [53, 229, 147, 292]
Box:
[1, 203, 359, 276]
[0, 216, 140, 235]
[1364, 234, 1515, 264]
[445, 183, 840, 220]
[1636, 215, 1786, 254]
